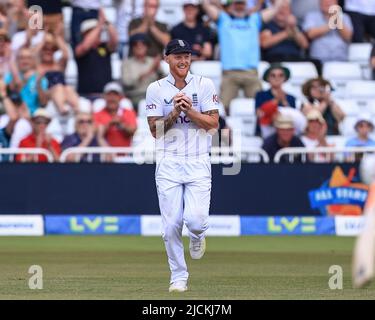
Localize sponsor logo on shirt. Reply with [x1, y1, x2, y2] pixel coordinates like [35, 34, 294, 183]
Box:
[146, 104, 157, 110]
[163, 98, 173, 105]
[176, 115, 191, 124]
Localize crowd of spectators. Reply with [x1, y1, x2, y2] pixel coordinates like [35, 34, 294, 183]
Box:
[0, 0, 374, 163]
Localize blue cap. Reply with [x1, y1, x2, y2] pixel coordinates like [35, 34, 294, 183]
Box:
[165, 39, 192, 55]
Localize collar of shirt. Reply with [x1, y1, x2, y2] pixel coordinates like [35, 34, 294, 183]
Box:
[166, 72, 193, 86]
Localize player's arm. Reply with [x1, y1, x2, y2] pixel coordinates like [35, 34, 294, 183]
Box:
[187, 108, 219, 131]
[147, 109, 181, 139]
[178, 94, 219, 131]
[148, 92, 184, 138]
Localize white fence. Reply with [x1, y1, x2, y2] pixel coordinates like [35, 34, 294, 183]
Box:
[0, 148, 54, 163]
[274, 146, 375, 163]
[59, 146, 270, 163]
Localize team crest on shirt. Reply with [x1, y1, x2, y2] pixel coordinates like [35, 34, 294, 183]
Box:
[192, 93, 198, 107]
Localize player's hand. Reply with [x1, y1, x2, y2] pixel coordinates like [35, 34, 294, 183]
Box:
[178, 94, 193, 112]
[173, 92, 185, 112]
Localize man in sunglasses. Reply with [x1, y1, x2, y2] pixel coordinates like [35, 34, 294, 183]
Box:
[61, 112, 105, 162]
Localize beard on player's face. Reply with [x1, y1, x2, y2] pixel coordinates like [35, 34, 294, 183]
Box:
[167, 53, 191, 79]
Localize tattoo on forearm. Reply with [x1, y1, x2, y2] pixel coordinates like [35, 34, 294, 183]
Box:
[148, 111, 180, 138]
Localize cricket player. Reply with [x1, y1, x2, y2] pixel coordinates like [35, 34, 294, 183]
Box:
[146, 39, 219, 292]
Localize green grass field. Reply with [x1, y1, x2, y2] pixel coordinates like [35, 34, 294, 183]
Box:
[0, 236, 374, 300]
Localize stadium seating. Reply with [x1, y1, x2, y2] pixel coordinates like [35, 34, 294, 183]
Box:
[323, 61, 362, 81]
[281, 62, 318, 84]
[228, 98, 257, 137]
[344, 81, 375, 99]
[349, 43, 373, 64]
[190, 61, 222, 93]
[258, 61, 270, 79]
[157, 0, 184, 30]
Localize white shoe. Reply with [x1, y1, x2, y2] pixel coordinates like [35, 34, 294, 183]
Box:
[189, 237, 206, 260]
[169, 280, 188, 293]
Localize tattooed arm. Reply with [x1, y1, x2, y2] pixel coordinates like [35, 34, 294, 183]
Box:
[147, 109, 181, 139]
[177, 94, 219, 131]
[147, 93, 184, 138]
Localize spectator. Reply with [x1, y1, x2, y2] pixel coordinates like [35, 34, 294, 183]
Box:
[346, 114, 375, 148]
[94, 82, 137, 147]
[301, 109, 332, 163]
[114, 0, 144, 58]
[262, 113, 305, 163]
[0, 2, 10, 32]
[0, 28, 12, 77]
[61, 112, 106, 162]
[16, 108, 61, 162]
[75, 12, 118, 99]
[344, 0, 375, 42]
[290, 0, 319, 25]
[261, 0, 309, 63]
[247, 0, 265, 13]
[371, 44, 375, 80]
[303, 0, 353, 64]
[345, 114, 375, 162]
[5, 47, 49, 116]
[202, 0, 287, 113]
[70, 0, 101, 49]
[255, 63, 295, 138]
[171, 0, 213, 61]
[11, 23, 45, 54]
[129, 0, 170, 58]
[122, 33, 165, 111]
[301, 77, 345, 135]
[4, 0, 28, 37]
[0, 79, 19, 152]
[37, 32, 79, 115]
[27, 0, 65, 38]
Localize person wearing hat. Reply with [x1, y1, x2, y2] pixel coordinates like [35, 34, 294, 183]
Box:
[146, 39, 219, 293]
[122, 33, 165, 111]
[128, 0, 170, 58]
[262, 113, 305, 163]
[301, 77, 345, 135]
[202, 0, 289, 112]
[93, 81, 137, 148]
[75, 9, 118, 98]
[346, 114, 375, 148]
[171, 0, 213, 61]
[260, 0, 309, 63]
[255, 63, 296, 138]
[37, 32, 80, 115]
[16, 108, 61, 162]
[344, 114, 375, 162]
[301, 109, 333, 163]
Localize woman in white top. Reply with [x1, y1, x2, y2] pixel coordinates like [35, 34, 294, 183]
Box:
[301, 109, 333, 162]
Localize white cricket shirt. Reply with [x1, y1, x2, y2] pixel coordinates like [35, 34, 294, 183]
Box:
[146, 72, 219, 158]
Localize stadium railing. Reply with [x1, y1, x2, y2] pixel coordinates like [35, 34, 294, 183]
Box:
[0, 148, 55, 163]
[273, 146, 375, 163]
[59, 146, 270, 163]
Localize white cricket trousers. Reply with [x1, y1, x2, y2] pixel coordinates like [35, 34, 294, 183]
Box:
[155, 155, 212, 284]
